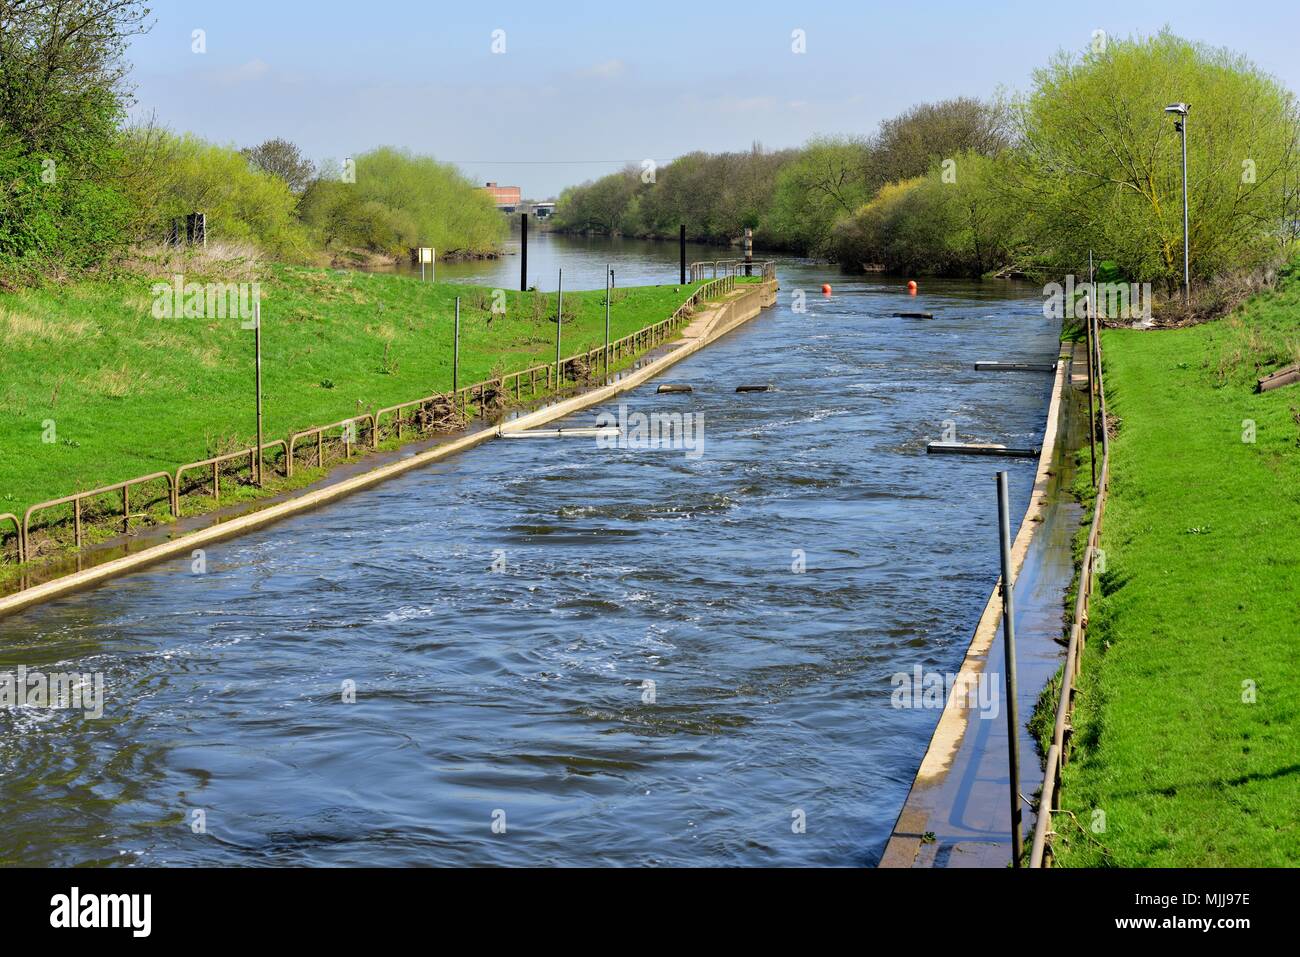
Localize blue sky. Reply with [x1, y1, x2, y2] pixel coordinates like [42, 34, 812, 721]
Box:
[125, 0, 1300, 197]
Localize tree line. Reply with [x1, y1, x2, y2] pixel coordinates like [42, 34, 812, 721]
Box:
[553, 31, 1300, 291]
[0, 1, 504, 286]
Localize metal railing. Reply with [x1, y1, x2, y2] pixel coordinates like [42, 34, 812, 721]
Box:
[1, 512, 22, 564]
[22, 472, 176, 555]
[688, 260, 776, 282]
[1028, 310, 1111, 868]
[176, 440, 289, 504]
[287, 415, 377, 478]
[3, 273, 766, 567]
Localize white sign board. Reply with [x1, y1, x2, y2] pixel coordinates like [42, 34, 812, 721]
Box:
[419, 247, 434, 264]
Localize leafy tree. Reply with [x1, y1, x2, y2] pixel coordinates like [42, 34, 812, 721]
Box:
[125, 131, 310, 259]
[299, 147, 505, 257]
[872, 97, 1011, 184]
[241, 138, 316, 194]
[1008, 30, 1300, 286]
[0, 0, 151, 277]
[766, 137, 875, 254]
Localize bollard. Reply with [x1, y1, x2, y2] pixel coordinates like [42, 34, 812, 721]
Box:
[996, 471, 1024, 866]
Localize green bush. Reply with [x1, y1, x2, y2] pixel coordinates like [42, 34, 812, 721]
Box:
[123, 131, 312, 261]
[299, 148, 505, 258]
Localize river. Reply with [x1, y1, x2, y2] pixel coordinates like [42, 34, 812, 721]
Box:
[0, 235, 1058, 866]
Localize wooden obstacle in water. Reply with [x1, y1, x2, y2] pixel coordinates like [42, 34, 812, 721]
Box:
[735, 384, 773, 393]
[657, 384, 693, 394]
[927, 442, 1041, 458]
[974, 361, 1058, 373]
[1257, 364, 1300, 393]
[894, 312, 934, 319]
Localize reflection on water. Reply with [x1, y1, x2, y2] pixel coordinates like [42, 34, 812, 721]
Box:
[0, 246, 1057, 866]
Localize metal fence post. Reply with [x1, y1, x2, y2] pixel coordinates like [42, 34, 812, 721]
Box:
[453, 297, 461, 394]
[996, 470, 1024, 866]
[604, 264, 612, 376]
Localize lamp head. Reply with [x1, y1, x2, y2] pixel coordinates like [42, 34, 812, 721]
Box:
[1164, 103, 1189, 116]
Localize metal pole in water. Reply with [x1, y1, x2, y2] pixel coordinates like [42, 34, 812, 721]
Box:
[520, 212, 528, 292]
[604, 263, 611, 376]
[679, 224, 686, 285]
[555, 269, 563, 387]
[996, 471, 1024, 866]
[453, 297, 460, 394]
[254, 300, 264, 487]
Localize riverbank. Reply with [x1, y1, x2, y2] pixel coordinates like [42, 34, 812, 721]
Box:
[1046, 279, 1300, 866]
[0, 261, 718, 580]
[0, 278, 776, 617]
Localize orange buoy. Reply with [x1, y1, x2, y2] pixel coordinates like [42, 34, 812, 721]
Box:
[821, 283, 832, 295]
[907, 280, 918, 295]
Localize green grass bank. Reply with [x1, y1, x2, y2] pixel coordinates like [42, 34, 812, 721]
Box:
[0, 264, 705, 516]
[0, 262, 719, 578]
[1048, 278, 1300, 866]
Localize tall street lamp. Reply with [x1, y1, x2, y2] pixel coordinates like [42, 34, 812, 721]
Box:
[1165, 102, 1191, 304]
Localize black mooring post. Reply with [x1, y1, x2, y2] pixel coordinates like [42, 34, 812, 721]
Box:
[679, 224, 686, 284]
[520, 213, 528, 292]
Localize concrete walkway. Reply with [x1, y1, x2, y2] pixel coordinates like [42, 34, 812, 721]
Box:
[880, 343, 1088, 867]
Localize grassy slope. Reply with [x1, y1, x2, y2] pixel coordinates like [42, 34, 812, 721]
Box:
[1054, 280, 1300, 866]
[0, 265, 704, 512]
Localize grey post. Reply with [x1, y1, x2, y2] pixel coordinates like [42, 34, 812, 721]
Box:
[254, 300, 264, 487]
[1181, 111, 1190, 303]
[555, 269, 563, 387]
[604, 263, 611, 376]
[1165, 102, 1191, 303]
[996, 470, 1023, 865]
[453, 297, 461, 394]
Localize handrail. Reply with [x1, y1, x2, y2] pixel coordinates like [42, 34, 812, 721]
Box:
[690, 259, 775, 281]
[287, 414, 377, 477]
[2, 276, 771, 566]
[23, 471, 177, 553]
[1029, 311, 1111, 867]
[0, 512, 23, 564]
[176, 440, 289, 504]
[1029, 745, 1060, 864]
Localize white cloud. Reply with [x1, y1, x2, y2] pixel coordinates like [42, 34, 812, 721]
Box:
[581, 59, 626, 78]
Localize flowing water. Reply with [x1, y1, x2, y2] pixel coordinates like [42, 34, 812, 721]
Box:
[0, 237, 1058, 866]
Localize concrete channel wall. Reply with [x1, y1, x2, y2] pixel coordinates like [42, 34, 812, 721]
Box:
[0, 280, 777, 620]
[879, 343, 1077, 868]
